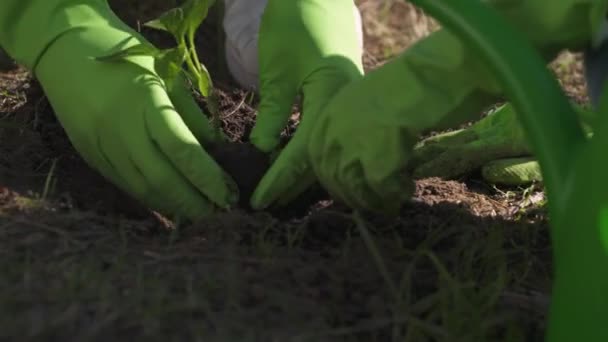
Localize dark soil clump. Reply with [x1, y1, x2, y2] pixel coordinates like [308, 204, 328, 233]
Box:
[207, 141, 329, 216]
[207, 142, 270, 208]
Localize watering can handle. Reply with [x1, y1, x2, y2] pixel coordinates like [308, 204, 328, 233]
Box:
[408, 0, 586, 201]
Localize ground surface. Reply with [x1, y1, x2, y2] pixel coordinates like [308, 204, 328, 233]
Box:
[0, 1, 589, 341]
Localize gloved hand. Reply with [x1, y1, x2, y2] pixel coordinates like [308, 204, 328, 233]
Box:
[0, 0, 238, 220]
[307, 27, 502, 214]
[411, 103, 536, 184]
[222, 0, 364, 90]
[411, 103, 596, 185]
[235, 0, 365, 210]
[307, 0, 602, 214]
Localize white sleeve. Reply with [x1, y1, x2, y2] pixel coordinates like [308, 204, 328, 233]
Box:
[222, 0, 364, 90]
[222, 0, 267, 90]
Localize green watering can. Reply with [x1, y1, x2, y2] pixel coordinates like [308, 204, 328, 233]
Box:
[408, 0, 608, 340]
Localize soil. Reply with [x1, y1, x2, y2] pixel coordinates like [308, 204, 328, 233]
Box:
[207, 141, 330, 216]
[0, 0, 589, 340]
[0, 49, 15, 71]
[207, 141, 270, 207]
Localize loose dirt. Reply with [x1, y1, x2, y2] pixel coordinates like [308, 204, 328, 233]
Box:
[207, 141, 270, 207]
[0, 0, 588, 340]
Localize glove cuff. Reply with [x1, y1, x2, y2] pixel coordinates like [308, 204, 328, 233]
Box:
[0, 0, 123, 71]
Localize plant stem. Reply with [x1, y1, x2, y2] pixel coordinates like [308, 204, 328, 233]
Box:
[182, 36, 221, 133]
[187, 31, 203, 76]
[182, 40, 202, 83]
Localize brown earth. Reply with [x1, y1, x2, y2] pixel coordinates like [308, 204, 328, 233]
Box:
[207, 141, 271, 208]
[0, 1, 589, 341]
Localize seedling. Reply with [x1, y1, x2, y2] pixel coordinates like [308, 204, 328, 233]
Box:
[97, 0, 220, 128]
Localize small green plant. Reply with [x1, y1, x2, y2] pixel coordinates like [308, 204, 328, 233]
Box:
[97, 0, 219, 128]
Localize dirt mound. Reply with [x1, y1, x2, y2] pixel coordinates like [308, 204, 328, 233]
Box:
[0, 1, 576, 340]
[414, 178, 509, 217]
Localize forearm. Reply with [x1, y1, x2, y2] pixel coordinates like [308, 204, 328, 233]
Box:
[0, 0, 121, 70]
[0, 0, 257, 79]
[373, 0, 606, 134]
[490, 0, 607, 55]
[0, 0, 62, 68]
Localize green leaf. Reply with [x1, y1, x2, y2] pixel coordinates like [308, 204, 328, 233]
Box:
[155, 46, 188, 89]
[144, 7, 188, 42]
[196, 62, 212, 97]
[144, 0, 216, 42]
[146, 1, 216, 103]
[182, 0, 215, 36]
[95, 43, 159, 62]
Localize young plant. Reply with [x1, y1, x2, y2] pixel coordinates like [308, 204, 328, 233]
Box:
[97, 0, 220, 128]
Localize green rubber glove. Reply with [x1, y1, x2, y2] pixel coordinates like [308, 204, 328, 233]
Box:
[412, 103, 532, 183]
[411, 103, 596, 185]
[307, 0, 602, 213]
[0, 0, 237, 221]
[308, 27, 503, 214]
[248, 0, 364, 210]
